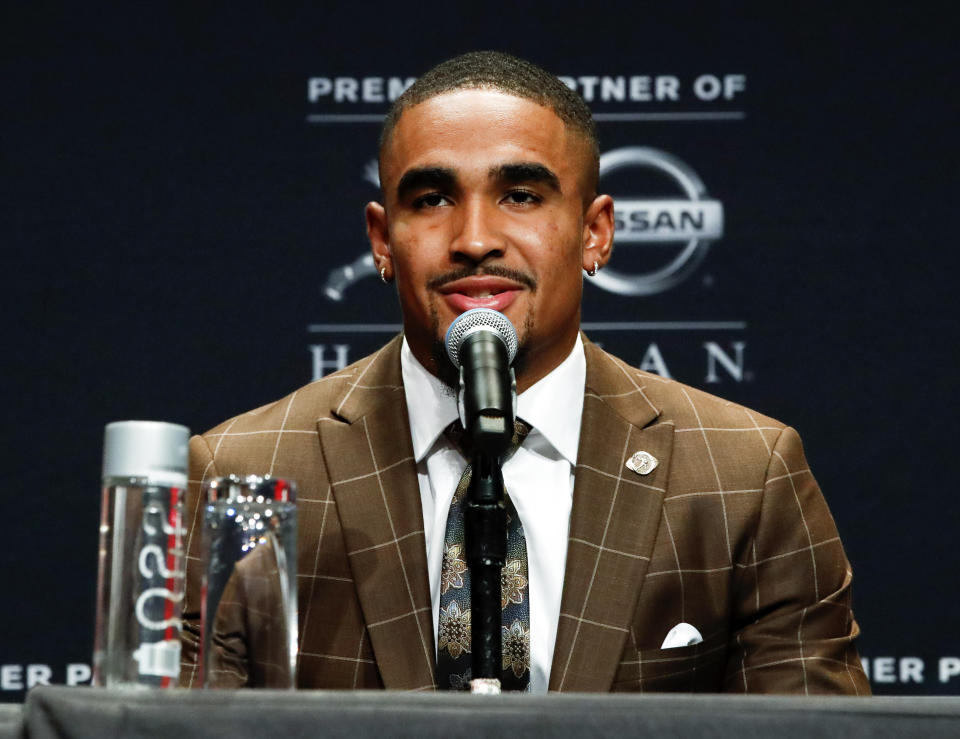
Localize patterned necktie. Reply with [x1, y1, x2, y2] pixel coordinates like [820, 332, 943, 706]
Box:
[436, 419, 531, 691]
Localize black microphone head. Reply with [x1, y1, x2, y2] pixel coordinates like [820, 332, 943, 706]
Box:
[444, 309, 519, 369]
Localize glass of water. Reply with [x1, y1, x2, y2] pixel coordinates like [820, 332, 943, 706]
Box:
[201, 475, 297, 688]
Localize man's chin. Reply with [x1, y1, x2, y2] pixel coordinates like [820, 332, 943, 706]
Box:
[426, 301, 531, 391]
[429, 331, 531, 397]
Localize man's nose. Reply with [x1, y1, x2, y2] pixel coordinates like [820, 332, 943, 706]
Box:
[449, 198, 505, 263]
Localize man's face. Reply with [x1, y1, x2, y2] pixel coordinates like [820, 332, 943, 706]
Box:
[367, 89, 613, 390]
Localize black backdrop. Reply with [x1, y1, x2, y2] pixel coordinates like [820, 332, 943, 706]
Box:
[2, 3, 956, 700]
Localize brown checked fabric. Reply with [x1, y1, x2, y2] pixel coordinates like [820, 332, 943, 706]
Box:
[179, 334, 869, 694]
[551, 343, 868, 694]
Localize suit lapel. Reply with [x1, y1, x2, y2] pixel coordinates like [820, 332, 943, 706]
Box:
[550, 341, 674, 692]
[317, 337, 436, 690]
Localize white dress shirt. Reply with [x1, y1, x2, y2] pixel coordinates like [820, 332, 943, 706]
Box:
[401, 335, 585, 693]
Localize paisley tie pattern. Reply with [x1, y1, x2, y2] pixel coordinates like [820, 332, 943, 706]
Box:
[436, 420, 531, 691]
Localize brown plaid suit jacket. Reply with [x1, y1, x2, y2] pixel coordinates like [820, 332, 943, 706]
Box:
[180, 335, 869, 694]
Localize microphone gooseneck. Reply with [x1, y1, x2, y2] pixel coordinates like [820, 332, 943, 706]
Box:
[444, 308, 518, 457]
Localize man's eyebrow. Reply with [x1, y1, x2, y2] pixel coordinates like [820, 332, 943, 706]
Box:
[396, 167, 457, 200]
[490, 162, 562, 193]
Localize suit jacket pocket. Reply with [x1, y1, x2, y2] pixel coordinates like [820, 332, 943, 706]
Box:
[610, 631, 727, 692]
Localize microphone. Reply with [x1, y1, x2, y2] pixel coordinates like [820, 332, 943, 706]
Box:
[444, 308, 519, 691]
[444, 308, 518, 457]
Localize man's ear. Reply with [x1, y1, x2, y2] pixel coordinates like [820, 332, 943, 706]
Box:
[365, 201, 392, 281]
[582, 194, 615, 273]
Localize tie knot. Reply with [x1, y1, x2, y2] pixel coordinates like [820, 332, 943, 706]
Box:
[445, 418, 531, 460]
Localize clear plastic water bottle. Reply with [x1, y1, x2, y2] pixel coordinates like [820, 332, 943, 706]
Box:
[92, 420, 189, 688]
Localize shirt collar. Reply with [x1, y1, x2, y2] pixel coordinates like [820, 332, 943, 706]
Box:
[401, 339, 460, 462]
[516, 334, 585, 466]
[401, 335, 585, 466]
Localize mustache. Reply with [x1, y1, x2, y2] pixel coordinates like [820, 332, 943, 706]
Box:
[426, 265, 537, 291]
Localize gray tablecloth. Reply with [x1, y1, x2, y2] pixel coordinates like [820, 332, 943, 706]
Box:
[17, 687, 960, 738]
[0, 704, 22, 739]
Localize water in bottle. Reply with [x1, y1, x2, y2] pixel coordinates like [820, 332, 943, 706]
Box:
[93, 420, 189, 688]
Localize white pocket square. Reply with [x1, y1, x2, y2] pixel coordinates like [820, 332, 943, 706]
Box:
[660, 622, 704, 649]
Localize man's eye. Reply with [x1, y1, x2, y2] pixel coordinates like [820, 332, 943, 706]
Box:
[416, 193, 450, 208]
[503, 190, 540, 205]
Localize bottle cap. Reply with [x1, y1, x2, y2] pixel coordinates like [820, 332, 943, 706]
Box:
[102, 420, 190, 487]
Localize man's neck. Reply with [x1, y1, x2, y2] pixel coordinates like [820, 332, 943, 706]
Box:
[512, 333, 580, 393]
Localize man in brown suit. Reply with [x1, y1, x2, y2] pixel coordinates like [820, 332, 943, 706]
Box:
[180, 52, 869, 694]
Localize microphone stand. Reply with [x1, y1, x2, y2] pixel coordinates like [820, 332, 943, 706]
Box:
[465, 443, 507, 694]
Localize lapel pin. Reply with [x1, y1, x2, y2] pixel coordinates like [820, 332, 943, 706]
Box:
[626, 450, 658, 476]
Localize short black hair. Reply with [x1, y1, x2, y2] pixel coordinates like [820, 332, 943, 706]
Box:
[379, 51, 599, 196]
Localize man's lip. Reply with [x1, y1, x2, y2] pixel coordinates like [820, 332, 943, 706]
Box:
[436, 276, 526, 296]
[441, 290, 521, 313]
[436, 275, 527, 314]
